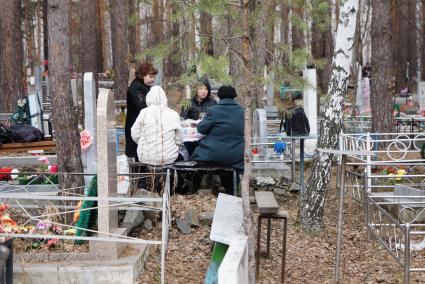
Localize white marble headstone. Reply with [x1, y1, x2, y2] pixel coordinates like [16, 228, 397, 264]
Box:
[418, 81, 425, 111]
[83, 72, 97, 187]
[303, 68, 318, 152]
[210, 193, 244, 245]
[253, 109, 268, 159]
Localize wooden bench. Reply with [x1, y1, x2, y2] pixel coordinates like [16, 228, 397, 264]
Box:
[0, 140, 56, 153]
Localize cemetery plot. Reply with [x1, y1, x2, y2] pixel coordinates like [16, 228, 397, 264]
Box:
[340, 132, 425, 282]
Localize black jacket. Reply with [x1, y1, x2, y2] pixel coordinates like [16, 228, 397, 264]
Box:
[191, 98, 245, 170]
[125, 79, 150, 158]
[280, 107, 310, 136]
[180, 96, 217, 120]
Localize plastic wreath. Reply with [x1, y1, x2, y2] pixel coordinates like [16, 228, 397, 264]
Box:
[80, 129, 93, 150]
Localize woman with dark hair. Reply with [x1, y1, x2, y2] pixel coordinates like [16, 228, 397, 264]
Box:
[180, 77, 217, 156]
[125, 62, 158, 160]
[191, 85, 244, 194]
[181, 77, 216, 120]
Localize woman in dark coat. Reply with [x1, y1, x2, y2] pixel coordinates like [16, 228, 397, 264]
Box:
[191, 86, 244, 193]
[180, 77, 217, 156]
[125, 62, 158, 160]
[181, 77, 217, 120]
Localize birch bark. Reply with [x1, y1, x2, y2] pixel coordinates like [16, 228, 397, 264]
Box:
[298, 0, 359, 232]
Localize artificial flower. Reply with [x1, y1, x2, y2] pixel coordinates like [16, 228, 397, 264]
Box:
[80, 129, 93, 150]
[0, 168, 13, 181]
[38, 156, 50, 165]
[48, 164, 58, 173]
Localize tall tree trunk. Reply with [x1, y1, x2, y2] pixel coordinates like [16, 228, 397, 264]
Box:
[80, 0, 102, 73]
[371, 0, 394, 133]
[299, 0, 359, 232]
[407, 1, 418, 83]
[199, 11, 214, 56]
[99, 0, 113, 72]
[151, 0, 162, 46]
[311, 0, 333, 96]
[43, 0, 49, 71]
[111, 0, 129, 99]
[419, 0, 425, 81]
[0, 0, 24, 112]
[392, 0, 417, 91]
[165, 2, 182, 78]
[281, 1, 290, 65]
[240, 0, 256, 283]
[69, 1, 81, 72]
[128, 0, 137, 62]
[47, 0, 84, 194]
[292, 6, 305, 50]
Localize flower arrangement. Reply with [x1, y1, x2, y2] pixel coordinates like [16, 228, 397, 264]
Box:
[0, 204, 17, 233]
[382, 166, 407, 184]
[17, 156, 58, 185]
[80, 129, 93, 150]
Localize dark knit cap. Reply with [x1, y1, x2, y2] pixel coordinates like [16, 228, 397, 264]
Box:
[217, 85, 237, 99]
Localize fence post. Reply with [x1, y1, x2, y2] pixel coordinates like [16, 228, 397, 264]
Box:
[404, 223, 410, 284]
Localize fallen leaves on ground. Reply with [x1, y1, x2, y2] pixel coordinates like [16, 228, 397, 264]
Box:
[138, 172, 425, 283]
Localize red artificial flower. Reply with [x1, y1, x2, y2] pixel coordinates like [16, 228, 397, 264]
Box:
[48, 165, 58, 173]
[0, 168, 13, 181]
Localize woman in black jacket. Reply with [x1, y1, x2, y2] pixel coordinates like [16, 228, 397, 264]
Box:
[181, 77, 216, 120]
[125, 62, 157, 160]
[180, 77, 217, 156]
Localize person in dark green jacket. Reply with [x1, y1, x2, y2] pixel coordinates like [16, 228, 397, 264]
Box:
[191, 86, 244, 194]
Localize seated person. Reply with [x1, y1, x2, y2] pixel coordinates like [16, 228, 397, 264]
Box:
[181, 77, 217, 156]
[190, 86, 244, 194]
[131, 86, 183, 166]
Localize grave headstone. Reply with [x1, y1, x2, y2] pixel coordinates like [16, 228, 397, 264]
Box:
[360, 77, 371, 114]
[253, 109, 268, 159]
[303, 68, 318, 152]
[90, 88, 126, 259]
[34, 66, 43, 106]
[83, 73, 97, 187]
[417, 81, 425, 111]
[210, 194, 244, 245]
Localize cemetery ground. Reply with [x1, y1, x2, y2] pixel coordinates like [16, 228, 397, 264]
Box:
[139, 167, 424, 284]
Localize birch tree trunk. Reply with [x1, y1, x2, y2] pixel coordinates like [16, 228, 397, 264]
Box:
[371, 0, 394, 133]
[298, 0, 359, 232]
[0, 0, 24, 112]
[47, 0, 84, 195]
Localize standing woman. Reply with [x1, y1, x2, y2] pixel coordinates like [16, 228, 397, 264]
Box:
[125, 62, 158, 160]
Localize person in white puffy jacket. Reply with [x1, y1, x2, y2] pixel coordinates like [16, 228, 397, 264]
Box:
[131, 86, 183, 165]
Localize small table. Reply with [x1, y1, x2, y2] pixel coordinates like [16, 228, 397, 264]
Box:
[182, 126, 203, 142]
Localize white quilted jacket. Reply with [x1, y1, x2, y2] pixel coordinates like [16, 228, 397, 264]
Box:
[131, 86, 183, 165]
